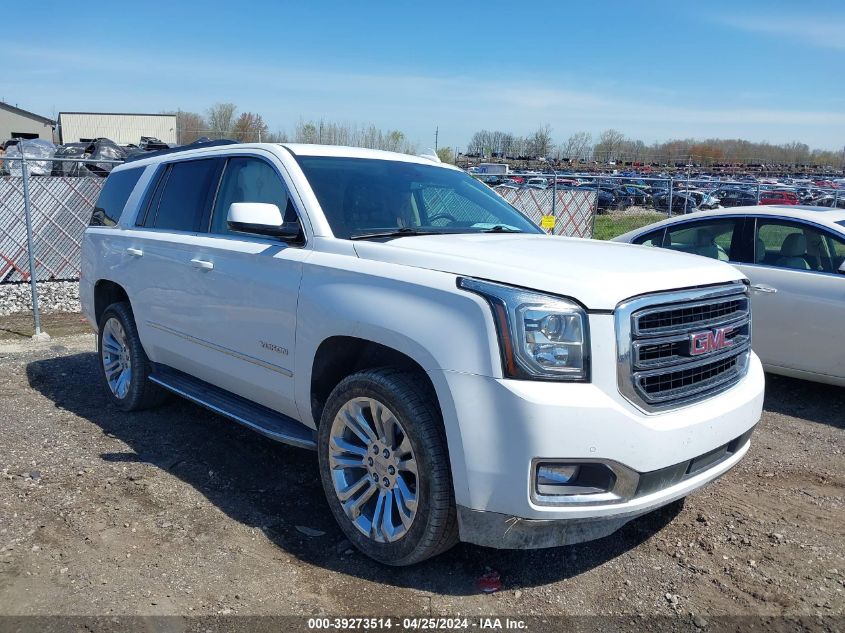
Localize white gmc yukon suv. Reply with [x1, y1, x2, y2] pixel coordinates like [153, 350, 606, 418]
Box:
[80, 142, 764, 565]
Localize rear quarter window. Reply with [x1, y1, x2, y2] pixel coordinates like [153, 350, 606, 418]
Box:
[89, 167, 145, 227]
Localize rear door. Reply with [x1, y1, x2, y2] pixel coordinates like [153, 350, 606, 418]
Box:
[123, 157, 224, 372]
[735, 217, 845, 379]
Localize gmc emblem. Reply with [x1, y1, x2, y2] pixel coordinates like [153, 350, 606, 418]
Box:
[689, 326, 735, 356]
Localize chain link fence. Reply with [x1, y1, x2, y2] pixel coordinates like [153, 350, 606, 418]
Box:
[0, 155, 120, 335]
[0, 173, 104, 282]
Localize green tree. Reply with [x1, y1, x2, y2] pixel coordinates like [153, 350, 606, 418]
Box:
[436, 147, 455, 164]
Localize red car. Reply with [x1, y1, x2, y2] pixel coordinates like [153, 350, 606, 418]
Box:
[759, 190, 799, 205]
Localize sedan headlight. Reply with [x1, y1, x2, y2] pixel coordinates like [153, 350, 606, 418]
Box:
[458, 277, 590, 382]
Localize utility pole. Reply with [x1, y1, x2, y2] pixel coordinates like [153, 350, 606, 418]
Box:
[435, 126, 439, 151]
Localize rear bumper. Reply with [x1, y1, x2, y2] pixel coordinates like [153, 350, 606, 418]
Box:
[457, 433, 752, 549]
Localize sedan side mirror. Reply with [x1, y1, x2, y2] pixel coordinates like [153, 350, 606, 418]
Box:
[227, 202, 302, 242]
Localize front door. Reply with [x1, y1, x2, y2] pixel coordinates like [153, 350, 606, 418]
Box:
[174, 154, 310, 419]
[738, 218, 845, 380]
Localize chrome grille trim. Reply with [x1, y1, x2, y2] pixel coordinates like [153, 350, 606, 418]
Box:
[616, 282, 752, 413]
[633, 300, 749, 337]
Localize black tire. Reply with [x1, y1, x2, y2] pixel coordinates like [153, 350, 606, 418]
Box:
[317, 368, 458, 566]
[97, 302, 168, 412]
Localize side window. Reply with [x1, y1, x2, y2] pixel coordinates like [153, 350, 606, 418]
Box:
[90, 167, 144, 227]
[633, 228, 663, 247]
[210, 157, 298, 235]
[150, 159, 220, 232]
[825, 233, 845, 273]
[757, 219, 845, 273]
[664, 219, 739, 261]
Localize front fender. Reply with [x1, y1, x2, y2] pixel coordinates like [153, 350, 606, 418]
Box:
[294, 254, 502, 508]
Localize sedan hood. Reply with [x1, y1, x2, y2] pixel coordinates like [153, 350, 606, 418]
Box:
[353, 234, 744, 310]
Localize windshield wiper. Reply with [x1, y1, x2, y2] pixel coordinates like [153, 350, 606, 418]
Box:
[479, 225, 523, 233]
[350, 228, 449, 241]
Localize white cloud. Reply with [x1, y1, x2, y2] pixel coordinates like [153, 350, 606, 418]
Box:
[715, 13, 845, 50]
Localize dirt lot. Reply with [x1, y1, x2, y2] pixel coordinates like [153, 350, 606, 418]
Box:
[0, 330, 842, 627]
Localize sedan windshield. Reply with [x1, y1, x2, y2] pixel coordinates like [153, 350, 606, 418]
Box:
[295, 156, 543, 239]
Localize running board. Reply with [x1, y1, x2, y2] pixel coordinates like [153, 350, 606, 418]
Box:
[149, 364, 316, 450]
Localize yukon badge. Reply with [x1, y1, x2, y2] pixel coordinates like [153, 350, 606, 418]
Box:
[689, 326, 734, 356]
[260, 340, 289, 356]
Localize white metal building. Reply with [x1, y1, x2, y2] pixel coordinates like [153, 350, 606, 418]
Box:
[57, 112, 177, 145]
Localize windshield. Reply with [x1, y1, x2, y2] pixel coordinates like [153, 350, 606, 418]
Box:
[295, 156, 543, 239]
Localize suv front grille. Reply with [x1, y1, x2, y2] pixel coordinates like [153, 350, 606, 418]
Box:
[616, 283, 751, 412]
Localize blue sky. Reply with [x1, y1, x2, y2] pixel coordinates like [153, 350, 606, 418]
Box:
[4, 1, 845, 150]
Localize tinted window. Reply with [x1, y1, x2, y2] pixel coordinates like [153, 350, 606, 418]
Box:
[210, 157, 298, 235]
[633, 228, 663, 247]
[90, 167, 144, 227]
[756, 219, 845, 273]
[664, 219, 740, 262]
[151, 159, 219, 232]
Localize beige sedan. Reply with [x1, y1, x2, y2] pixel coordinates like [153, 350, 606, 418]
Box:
[615, 205, 845, 386]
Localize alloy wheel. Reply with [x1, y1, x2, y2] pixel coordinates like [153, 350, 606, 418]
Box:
[101, 317, 132, 399]
[328, 397, 418, 543]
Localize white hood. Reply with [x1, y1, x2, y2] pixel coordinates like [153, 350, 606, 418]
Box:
[353, 234, 745, 310]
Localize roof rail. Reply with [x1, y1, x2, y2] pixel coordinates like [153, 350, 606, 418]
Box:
[124, 139, 240, 163]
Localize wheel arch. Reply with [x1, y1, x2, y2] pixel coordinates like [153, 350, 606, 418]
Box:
[93, 279, 131, 326]
[304, 332, 470, 508]
[309, 335, 437, 428]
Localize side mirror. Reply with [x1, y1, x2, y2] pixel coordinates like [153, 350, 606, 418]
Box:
[227, 202, 302, 241]
[839, 261, 845, 274]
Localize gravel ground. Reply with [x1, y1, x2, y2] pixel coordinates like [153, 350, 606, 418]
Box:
[0, 334, 842, 628]
[0, 281, 80, 316]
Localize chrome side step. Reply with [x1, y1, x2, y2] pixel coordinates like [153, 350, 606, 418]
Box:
[149, 364, 316, 450]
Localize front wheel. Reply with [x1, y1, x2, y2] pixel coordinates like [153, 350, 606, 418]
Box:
[317, 368, 458, 565]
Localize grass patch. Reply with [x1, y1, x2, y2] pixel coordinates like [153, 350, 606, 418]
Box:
[592, 212, 666, 240]
[0, 312, 91, 341]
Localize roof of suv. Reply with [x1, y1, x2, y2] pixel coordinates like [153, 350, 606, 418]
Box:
[117, 142, 455, 171]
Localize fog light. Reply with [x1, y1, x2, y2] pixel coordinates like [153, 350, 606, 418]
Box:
[534, 462, 618, 497]
[537, 464, 580, 486]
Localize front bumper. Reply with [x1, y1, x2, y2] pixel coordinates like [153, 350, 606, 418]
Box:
[456, 429, 752, 549]
[432, 312, 764, 546]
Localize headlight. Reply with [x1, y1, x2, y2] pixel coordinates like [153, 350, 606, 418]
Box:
[458, 277, 590, 382]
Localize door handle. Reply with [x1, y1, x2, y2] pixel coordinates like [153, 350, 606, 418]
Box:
[190, 258, 214, 271]
[750, 284, 777, 294]
[126, 247, 143, 257]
